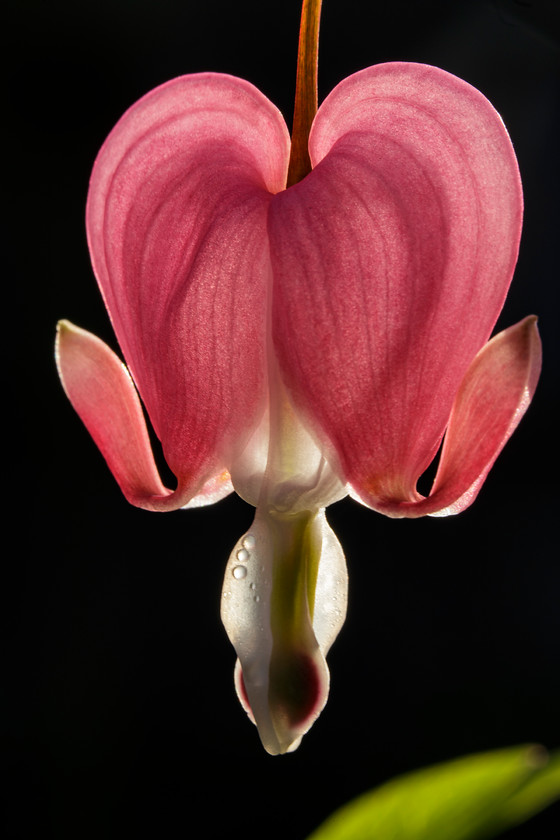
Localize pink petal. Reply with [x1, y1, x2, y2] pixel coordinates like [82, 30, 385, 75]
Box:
[56, 320, 231, 511]
[86, 73, 290, 491]
[347, 316, 541, 515]
[268, 63, 524, 506]
[417, 316, 540, 517]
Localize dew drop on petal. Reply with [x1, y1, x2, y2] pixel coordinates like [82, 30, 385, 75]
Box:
[232, 565, 247, 580]
[236, 548, 249, 563]
[242, 534, 256, 550]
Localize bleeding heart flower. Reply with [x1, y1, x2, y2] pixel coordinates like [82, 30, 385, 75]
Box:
[55, 2, 541, 754]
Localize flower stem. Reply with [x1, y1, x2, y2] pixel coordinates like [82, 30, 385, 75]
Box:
[286, 0, 322, 187]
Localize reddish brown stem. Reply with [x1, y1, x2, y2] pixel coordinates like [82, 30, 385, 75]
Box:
[286, 0, 322, 187]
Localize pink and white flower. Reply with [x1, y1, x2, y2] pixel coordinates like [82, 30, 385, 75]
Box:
[56, 62, 541, 753]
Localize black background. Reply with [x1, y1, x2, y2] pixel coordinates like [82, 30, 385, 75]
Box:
[5, 1, 560, 837]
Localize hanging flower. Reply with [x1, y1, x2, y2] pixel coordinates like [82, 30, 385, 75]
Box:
[56, 2, 541, 754]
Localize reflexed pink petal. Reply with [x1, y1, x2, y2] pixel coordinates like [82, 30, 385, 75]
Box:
[269, 62, 523, 506]
[351, 316, 542, 517]
[425, 315, 541, 516]
[87, 73, 291, 488]
[56, 320, 206, 510]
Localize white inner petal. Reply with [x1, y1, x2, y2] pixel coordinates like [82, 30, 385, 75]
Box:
[220, 506, 348, 754]
[229, 360, 347, 513]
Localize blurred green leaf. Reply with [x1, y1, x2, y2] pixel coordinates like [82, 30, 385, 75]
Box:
[305, 745, 560, 840]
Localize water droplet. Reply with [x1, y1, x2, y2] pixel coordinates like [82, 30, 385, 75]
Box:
[253, 595, 260, 603]
[243, 534, 256, 550]
[236, 548, 249, 563]
[232, 565, 247, 580]
[250, 582, 256, 591]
